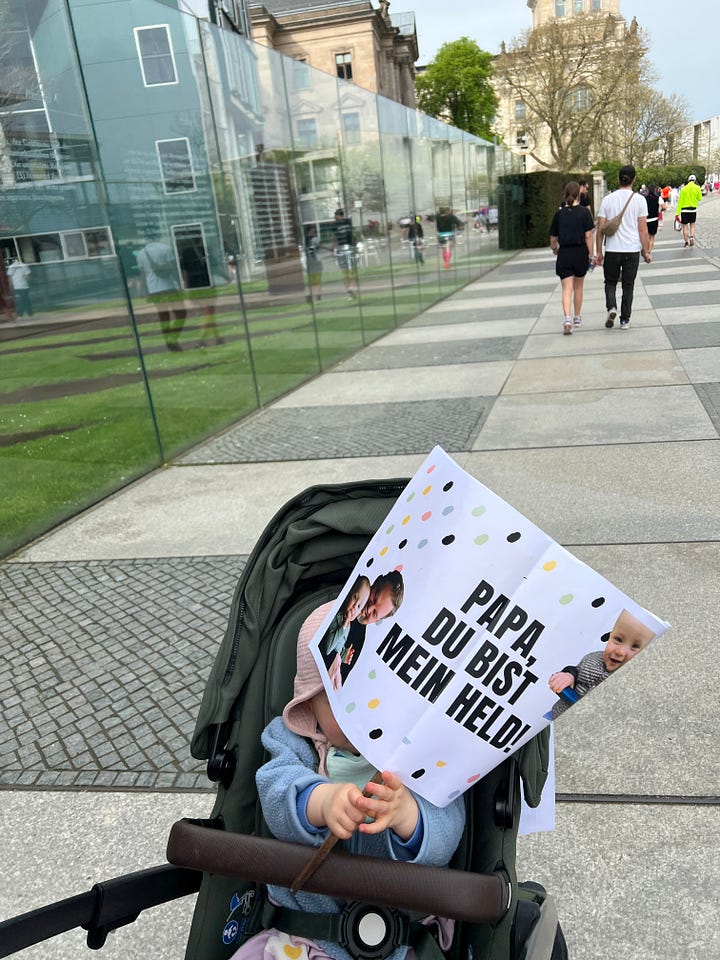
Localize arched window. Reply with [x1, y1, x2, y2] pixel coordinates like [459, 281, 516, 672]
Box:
[573, 0, 584, 13]
[555, 0, 566, 15]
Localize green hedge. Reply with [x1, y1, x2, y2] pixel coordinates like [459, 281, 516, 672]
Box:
[500, 171, 592, 249]
[593, 160, 706, 190]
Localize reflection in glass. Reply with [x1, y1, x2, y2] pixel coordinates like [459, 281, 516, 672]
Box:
[0, 0, 523, 557]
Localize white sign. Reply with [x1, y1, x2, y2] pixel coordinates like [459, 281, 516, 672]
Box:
[311, 447, 669, 807]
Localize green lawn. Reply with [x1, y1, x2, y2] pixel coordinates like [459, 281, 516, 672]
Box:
[0, 247, 512, 557]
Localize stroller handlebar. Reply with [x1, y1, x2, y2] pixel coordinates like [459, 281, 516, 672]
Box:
[166, 820, 511, 925]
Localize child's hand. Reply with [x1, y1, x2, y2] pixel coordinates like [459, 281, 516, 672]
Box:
[548, 671, 575, 694]
[308, 782, 365, 840]
[328, 654, 342, 691]
[355, 771, 419, 842]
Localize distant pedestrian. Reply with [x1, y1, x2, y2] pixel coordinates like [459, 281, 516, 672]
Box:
[406, 215, 425, 265]
[332, 209, 357, 300]
[549, 181, 595, 335]
[7, 258, 33, 318]
[137, 237, 187, 351]
[304, 224, 323, 301]
[578, 179, 593, 218]
[675, 174, 703, 247]
[595, 164, 652, 331]
[645, 184, 660, 254]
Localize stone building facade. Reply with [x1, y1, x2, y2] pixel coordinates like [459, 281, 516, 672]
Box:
[495, 0, 629, 172]
[248, 0, 418, 108]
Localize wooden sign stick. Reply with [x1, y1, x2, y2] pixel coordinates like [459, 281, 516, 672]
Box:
[290, 771, 384, 894]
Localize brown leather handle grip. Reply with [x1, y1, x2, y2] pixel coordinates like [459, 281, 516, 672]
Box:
[166, 820, 509, 925]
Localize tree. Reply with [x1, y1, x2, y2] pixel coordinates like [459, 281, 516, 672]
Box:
[416, 38, 497, 141]
[493, 15, 651, 171]
[615, 89, 690, 167]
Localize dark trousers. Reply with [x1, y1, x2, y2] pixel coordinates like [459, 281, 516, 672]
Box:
[603, 251, 639, 321]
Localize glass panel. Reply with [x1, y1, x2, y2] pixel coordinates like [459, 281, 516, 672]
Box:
[0, 0, 162, 557]
[337, 84, 393, 344]
[0, 0, 524, 558]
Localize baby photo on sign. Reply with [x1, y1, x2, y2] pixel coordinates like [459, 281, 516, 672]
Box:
[547, 608, 656, 719]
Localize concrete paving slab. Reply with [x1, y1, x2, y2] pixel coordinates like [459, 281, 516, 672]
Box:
[517, 802, 720, 960]
[378, 318, 536, 344]
[272, 362, 512, 406]
[12, 456, 430, 560]
[473, 384, 717, 449]
[462, 440, 720, 545]
[518, 325, 672, 359]
[462, 277, 558, 293]
[427, 291, 552, 312]
[644, 264, 716, 279]
[695, 382, 720, 432]
[532, 307, 659, 334]
[553, 541, 719, 796]
[655, 304, 720, 324]
[676, 347, 720, 382]
[643, 279, 720, 295]
[409, 304, 543, 325]
[664, 321, 720, 349]
[502, 350, 689, 394]
[0, 790, 209, 960]
[332, 337, 523, 369]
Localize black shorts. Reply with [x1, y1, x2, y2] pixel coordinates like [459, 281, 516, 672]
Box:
[680, 209, 697, 224]
[556, 246, 589, 279]
[647, 219, 659, 236]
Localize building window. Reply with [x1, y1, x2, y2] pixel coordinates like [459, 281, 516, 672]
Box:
[7, 227, 114, 264]
[134, 25, 177, 86]
[573, 0, 584, 12]
[555, 0, 566, 15]
[567, 85, 592, 112]
[335, 52, 353, 81]
[514, 100, 526, 121]
[297, 118, 318, 149]
[342, 112, 361, 144]
[156, 138, 195, 193]
[516, 130, 527, 148]
[292, 58, 310, 90]
[592, 0, 602, 9]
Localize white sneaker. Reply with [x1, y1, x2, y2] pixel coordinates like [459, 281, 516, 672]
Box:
[563, 319, 573, 335]
[573, 316, 582, 329]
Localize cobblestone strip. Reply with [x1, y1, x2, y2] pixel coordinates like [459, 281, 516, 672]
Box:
[0, 556, 245, 791]
[178, 397, 493, 464]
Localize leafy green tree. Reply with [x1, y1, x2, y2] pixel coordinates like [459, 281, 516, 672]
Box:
[416, 38, 497, 140]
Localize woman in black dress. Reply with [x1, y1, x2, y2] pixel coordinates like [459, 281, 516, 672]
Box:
[549, 181, 596, 335]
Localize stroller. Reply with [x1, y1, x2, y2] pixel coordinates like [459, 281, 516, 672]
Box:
[0, 479, 567, 960]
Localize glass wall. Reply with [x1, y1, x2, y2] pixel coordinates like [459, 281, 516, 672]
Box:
[0, 0, 523, 557]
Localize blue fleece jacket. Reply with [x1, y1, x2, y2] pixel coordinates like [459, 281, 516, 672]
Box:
[256, 716, 466, 960]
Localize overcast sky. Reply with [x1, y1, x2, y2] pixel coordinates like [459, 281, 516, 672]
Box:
[406, 0, 715, 123]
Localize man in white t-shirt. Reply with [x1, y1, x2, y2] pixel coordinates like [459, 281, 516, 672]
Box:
[595, 164, 652, 330]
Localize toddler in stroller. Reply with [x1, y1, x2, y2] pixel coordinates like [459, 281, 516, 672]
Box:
[228, 602, 466, 960]
[178, 480, 567, 960]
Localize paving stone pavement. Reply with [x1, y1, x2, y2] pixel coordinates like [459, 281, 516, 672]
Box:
[3, 199, 720, 960]
[1, 558, 242, 792]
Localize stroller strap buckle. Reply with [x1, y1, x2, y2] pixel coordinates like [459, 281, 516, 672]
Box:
[263, 900, 411, 960]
